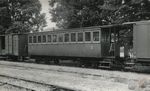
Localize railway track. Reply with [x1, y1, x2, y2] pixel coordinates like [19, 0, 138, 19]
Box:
[0, 81, 34, 91]
[0, 74, 77, 91]
[0, 61, 137, 85]
[0, 61, 150, 91]
[0, 61, 125, 84]
[0, 62, 103, 78]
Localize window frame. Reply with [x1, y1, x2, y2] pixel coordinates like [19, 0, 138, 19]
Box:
[85, 31, 92, 42]
[33, 36, 37, 43]
[28, 36, 33, 43]
[42, 35, 47, 43]
[37, 35, 42, 43]
[58, 33, 64, 43]
[70, 32, 77, 43]
[52, 34, 57, 43]
[77, 32, 84, 43]
[92, 31, 100, 43]
[47, 34, 52, 43]
[64, 33, 70, 43]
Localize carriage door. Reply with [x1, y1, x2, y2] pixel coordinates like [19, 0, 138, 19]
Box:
[0, 36, 5, 55]
[101, 27, 120, 57]
[101, 28, 111, 57]
[110, 27, 120, 57]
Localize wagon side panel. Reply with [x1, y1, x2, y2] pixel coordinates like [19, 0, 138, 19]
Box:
[5, 35, 8, 55]
[12, 35, 19, 56]
[133, 23, 150, 59]
[18, 34, 28, 56]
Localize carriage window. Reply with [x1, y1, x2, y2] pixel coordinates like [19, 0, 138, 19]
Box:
[71, 33, 76, 42]
[78, 32, 83, 42]
[29, 36, 32, 43]
[47, 35, 51, 42]
[42, 35, 46, 43]
[93, 31, 99, 41]
[38, 36, 41, 43]
[85, 32, 91, 41]
[33, 36, 37, 43]
[52, 34, 57, 42]
[58, 34, 63, 42]
[64, 33, 69, 42]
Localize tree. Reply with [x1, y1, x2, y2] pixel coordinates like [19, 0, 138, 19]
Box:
[0, 0, 11, 33]
[49, 0, 104, 28]
[0, 0, 47, 33]
[31, 13, 47, 32]
[101, 0, 150, 24]
[49, 0, 150, 28]
[6, 21, 31, 33]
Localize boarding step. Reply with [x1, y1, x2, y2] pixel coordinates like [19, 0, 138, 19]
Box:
[125, 62, 135, 65]
[124, 62, 135, 70]
[98, 65, 111, 69]
[0, 56, 8, 60]
[124, 66, 134, 70]
[99, 60, 112, 69]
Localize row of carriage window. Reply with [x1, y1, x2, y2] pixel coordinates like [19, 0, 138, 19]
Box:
[28, 31, 100, 43]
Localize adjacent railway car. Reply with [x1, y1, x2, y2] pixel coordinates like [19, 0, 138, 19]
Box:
[0, 34, 28, 60]
[0, 35, 5, 56]
[131, 21, 150, 71]
[133, 21, 150, 61]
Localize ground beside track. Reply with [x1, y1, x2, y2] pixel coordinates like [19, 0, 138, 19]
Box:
[0, 60, 150, 91]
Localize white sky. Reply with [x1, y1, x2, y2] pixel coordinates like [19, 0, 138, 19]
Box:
[39, 0, 56, 29]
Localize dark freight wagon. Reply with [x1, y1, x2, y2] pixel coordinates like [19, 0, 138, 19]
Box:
[0, 34, 28, 59]
[0, 35, 5, 55]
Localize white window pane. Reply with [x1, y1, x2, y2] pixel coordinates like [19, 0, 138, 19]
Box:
[93, 31, 99, 41]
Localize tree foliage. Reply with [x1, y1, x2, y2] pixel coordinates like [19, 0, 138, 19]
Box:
[6, 21, 31, 33]
[102, 0, 150, 24]
[0, 0, 47, 33]
[49, 0, 150, 28]
[31, 13, 47, 31]
[0, 0, 11, 30]
[49, 0, 104, 28]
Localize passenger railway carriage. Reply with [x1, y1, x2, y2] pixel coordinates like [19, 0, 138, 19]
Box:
[0, 20, 150, 71]
[28, 26, 102, 65]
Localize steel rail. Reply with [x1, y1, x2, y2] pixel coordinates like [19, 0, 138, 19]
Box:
[0, 81, 35, 91]
[0, 74, 79, 91]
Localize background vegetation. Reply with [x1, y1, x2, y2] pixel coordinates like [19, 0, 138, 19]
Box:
[0, 0, 47, 34]
[1, 0, 150, 33]
[49, 0, 150, 28]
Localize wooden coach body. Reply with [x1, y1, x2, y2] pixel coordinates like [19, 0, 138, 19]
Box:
[28, 27, 102, 59]
[28, 20, 150, 63]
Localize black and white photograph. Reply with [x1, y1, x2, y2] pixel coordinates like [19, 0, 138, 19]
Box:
[0, 0, 150, 91]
